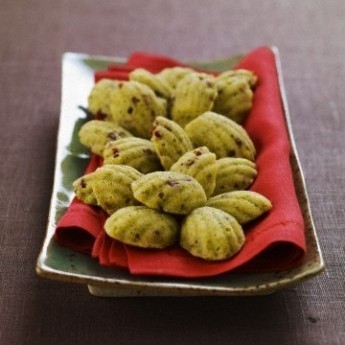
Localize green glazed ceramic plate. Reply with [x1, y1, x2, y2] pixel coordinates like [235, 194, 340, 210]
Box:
[36, 48, 325, 296]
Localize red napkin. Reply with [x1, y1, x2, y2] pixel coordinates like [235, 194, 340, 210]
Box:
[95, 52, 190, 83]
[55, 47, 306, 278]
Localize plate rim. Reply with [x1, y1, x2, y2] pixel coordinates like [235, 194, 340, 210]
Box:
[36, 47, 325, 296]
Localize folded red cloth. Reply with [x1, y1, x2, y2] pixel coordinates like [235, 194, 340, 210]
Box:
[55, 47, 306, 278]
[95, 52, 189, 83]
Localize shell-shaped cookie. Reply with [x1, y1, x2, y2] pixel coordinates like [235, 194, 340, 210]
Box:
[78, 120, 132, 156]
[213, 78, 254, 124]
[213, 158, 257, 195]
[206, 191, 272, 225]
[109, 81, 167, 138]
[180, 206, 245, 261]
[170, 147, 217, 198]
[129, 68, 172, 99]
[132, 171, 207, 215]
[72, 173, 98, 205]
[92, 165, 143, 215]
[171, 72, 218, 127]
[216, 69, 258, 88]
[185, 111, 256, 161]
[103, 137, 161, 173]
[104, 206, 180, 249]
[157, 67, 194, 89]
[151, 116, 193, 170]
[73, 165, 142, 215]
[87, 79, 121, 118]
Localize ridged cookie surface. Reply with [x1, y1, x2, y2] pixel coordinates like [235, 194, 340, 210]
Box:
[103, 137, 161, 173]
[104, 206, 180, 248]
[73, 165, 142, 215]
[213, 158, 257, 195]
[213, 78, 254, 124]
[185, 111, 256, 161]
[216, 69, 258, 88]
[78, 120, 132, 156]
[87, 79, 121, 118]
[171, 73, 218, 127]
[91, 165, 142, 215]
[157, 67, 194, 89]
[129, 68, 172, 99]
[151, 116, 193, 170]
[207, 191, 272, 224]
[108, 81, 167, 138]
[170, 147, 217, 197]
[180, 206, 245, 261]
[72, 173, 98, 205]
[131, 171, 207, 215]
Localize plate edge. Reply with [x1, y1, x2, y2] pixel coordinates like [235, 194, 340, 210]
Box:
[35, 49, 325, 296]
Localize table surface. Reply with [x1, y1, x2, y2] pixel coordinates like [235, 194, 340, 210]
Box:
[1, 1, 344, 344]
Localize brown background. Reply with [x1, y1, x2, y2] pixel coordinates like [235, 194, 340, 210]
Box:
[1, 1, 344, 344]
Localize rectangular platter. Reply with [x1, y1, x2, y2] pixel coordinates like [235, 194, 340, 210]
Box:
[36, 47, 325, 297]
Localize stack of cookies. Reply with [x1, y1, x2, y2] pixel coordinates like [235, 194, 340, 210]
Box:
[72, 67, 272, 261]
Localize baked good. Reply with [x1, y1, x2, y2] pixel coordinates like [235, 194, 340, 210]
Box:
[132, 171, 207, 215]
[156, 67, 194, 89]
[207, 190, 272, 224]
[78, 120, 132, 156]
[87, 79, 121, 118]
[185, 111, 256, 161]
[151, 116, 193, 170]
[213, 157, 257, 195]
[171, 73, 218, 127]
[108, 81, 167, 138]
[73, 165, 142, 215]
[103, 137, 161, 173]
[180, 206, 245, 260]
[170, 147, 217, 197]
[104, 206, 180, 248]
[213, 78, 254, 124]
[129, 68, 172, 99]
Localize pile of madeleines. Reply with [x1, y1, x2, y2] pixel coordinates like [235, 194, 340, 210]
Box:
[73, 66, 272, 261]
